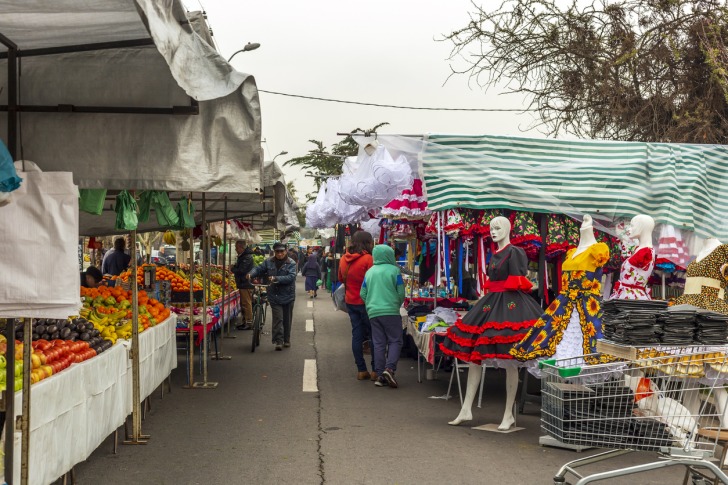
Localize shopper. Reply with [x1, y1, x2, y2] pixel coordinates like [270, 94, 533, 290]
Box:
[360, 245, 406, 389]
[101, 237, 131, 276]
[338, 230, 375, 381]
[231, 240, 255, 330]
[298, 249, 307, 273]
[248, 242, 297, 350]
[302, 253, 321, 298]
[81, 266, 104, 288]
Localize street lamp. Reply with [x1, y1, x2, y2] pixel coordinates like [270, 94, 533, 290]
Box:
[273, 151, 288, 162]
[227, 42, 261, 62]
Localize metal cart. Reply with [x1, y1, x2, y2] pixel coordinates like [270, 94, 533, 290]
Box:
[540, 344, 728, 484]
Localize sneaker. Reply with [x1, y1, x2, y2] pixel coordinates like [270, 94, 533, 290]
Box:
[275, 344, 283, 351]
[236, 323, 252, 331]
[382, 369, 398, 388]
[370, 372, 378, 381]
[374, 376, 388, 387]
[357, 371, 370, 380]
[283, 342, 291, 348]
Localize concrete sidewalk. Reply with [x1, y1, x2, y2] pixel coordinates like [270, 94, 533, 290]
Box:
[73, 277, 684, 484]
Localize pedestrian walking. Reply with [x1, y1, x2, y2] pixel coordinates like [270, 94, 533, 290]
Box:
[360, 245, 406, 389]
[339, 230, 375, 381]
[302, 253, 321, 298]
[231, 240, 255, 330]
[248, 242, 297, 351]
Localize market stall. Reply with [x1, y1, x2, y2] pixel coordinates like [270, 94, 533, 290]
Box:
[0, 1, 265, 481]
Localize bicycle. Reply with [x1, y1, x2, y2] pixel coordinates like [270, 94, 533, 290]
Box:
[251, 284, 268, 352]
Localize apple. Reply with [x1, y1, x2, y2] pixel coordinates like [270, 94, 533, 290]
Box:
[31, 353, 41, 369]
[14, 360, 22, 377]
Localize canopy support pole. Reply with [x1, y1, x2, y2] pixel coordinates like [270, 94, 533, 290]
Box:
[216, 197, 235, 352]
[20, 318, 32, 484]
[223, 198, 236, 340]
[194, 193, 218, 389]
[124, 222, 149, 444]
[183, 193, 196, 389]
[3, 318, 14, 485]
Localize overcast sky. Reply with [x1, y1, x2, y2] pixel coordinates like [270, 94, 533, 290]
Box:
[195, 1, 541, 201]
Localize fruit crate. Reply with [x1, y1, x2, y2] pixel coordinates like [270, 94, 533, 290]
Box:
[171, 289, 203, 303]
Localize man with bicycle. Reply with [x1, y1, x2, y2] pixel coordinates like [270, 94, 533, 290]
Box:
[247, 242, 297, 351]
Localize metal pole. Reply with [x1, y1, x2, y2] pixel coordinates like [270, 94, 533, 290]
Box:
[4, 319, 15, 484]
[223, 198, 236, 340]
[20, 318, 31, 485]
[215, 198, 234, 355]
[193, 194, 218, 388]
[124, 225, 148, 444]
[184, 193, 195, 388]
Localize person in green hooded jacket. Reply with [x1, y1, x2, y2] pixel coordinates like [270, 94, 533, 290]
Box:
[360, 244, 406, 388]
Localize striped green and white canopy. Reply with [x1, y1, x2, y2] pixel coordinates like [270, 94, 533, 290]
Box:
[422, 134, 728, 239]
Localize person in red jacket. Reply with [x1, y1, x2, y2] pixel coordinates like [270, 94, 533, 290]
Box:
[338, 230, 375, 380]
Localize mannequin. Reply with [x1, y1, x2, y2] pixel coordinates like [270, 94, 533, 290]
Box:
[629, 215, 655, 250]
[574, 214, 597, 256]
[441, 216, 543, 430]
[610, 215, 656, 301]
[673, 235, 728, 314]
[697, 236, 722, 262]
[511, 214, 611, 363]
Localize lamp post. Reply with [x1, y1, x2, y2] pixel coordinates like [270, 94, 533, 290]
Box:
[227, 42, 261, 62]
[272, 150, 288, 162]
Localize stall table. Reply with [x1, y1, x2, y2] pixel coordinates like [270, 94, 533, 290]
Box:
[8, 314, 177, 485]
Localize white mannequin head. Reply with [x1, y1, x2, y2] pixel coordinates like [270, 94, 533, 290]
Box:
[627, 214, 655, 246]
[490, 216, 511, 249]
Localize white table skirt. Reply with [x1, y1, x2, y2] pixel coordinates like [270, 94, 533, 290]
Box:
[8, 314, 177, 485]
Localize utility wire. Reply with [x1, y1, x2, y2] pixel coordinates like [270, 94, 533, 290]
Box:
[258, 89, 533, 112]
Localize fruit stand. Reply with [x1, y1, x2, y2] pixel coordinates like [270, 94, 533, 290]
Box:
[7, 314, 177, 484]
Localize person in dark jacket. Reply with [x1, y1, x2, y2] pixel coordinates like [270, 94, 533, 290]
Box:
[231, 240, 255, 330]
[302, 253, 322, 298]
[248, 242, 297, 350]
[298, 249, 307, 272]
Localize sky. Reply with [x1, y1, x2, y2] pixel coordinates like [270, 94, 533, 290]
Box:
[194, 1, 542, 201]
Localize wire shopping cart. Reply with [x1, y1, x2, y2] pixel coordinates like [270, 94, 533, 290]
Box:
[541, 343, 728, 485]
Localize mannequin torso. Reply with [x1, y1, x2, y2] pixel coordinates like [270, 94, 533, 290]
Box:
[697, 237, 722, 262]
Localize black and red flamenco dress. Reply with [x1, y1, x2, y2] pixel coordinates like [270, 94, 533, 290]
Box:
[440, 244, 543, 367]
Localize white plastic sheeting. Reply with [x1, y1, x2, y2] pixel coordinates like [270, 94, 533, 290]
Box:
[338, 144, 413, 209]
[0, 162, 80, 318]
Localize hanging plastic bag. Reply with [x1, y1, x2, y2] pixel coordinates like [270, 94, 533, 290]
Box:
[114, 190, 139, 231]
[0, 163, 80, 318]
[138, 191, 180, 227]
[79, 188, 107, 215]
[175, 196, 196, 229]
[0, 140, 21, 193]
[338, 144, 413, 209]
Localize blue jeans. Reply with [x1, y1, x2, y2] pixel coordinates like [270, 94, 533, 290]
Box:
[347, 304, 372, 372]
[370, 315, 403, 375]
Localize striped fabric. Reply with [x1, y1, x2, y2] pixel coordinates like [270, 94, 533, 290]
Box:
[422, 134, 728, 239]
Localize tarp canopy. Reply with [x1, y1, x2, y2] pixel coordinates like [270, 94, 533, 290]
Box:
[421, 134, 728, 240]
[0, 0, 262, 193]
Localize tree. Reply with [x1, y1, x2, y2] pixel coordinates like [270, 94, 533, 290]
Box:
[444, 0, 728, 143]
[284, 123, 389, 202]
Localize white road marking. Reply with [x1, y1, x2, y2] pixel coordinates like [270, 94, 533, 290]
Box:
[303, 359, 318, 392]
[307, 301, 313, 308]
[305, 319, 314, 332]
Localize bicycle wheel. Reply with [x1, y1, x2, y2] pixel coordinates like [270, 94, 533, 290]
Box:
[251, 304, 262, 353]
[254, 306, 262, 348]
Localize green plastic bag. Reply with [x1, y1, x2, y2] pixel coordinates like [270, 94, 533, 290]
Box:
[114, 190, 138, 231]
[79, 188, 107, 215]
[174, 196, 196, 229]
[138, 191, 179, 227]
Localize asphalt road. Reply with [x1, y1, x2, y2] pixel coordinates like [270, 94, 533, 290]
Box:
[73, 278, 691, 485]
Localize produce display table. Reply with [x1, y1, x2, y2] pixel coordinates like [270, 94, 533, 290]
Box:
[7, 314, 177, 485]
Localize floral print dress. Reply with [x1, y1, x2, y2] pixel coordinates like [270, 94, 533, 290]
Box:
[610, 246, 655, 300]
[510, 242, 610, 363]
